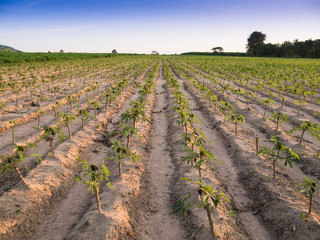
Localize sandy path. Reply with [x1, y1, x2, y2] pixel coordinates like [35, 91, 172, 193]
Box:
[141, 68, 187, 239]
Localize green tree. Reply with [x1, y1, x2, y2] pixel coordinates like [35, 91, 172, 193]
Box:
[247, 31, 267, 56]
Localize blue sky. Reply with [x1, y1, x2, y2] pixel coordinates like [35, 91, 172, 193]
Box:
[1, 0, 319, 53]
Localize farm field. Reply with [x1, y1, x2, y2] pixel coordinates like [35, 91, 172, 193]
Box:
[0, 55, 320, 240]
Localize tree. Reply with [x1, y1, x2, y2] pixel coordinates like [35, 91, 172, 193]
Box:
[211, 47, 224, 53]
[247, 31, 266, 56]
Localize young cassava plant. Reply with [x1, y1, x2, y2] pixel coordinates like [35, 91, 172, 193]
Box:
[289, 120, 320, 145]
[40, 126, 66, 157]
[74, 157, 114, 214]
[79, 108, 91, 129]
[106, 140, 140, 176]
[257, 135, 299, 179]
[226, 112, 245, 136]
[174, 177, 229, 240]
[59, 111, 77, 140]
[271, 111, 288, 131]
[299, 177, 318, 220]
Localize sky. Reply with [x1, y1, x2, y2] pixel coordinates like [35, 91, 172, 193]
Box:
[0, 0, 320, 54]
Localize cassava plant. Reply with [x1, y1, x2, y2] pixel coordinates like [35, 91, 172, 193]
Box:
[174, 177, 229, 240]
[90, 100, 102, 119]
[259, 98, 275, 120]
[74, 157, 114, 214]
[0, 143, 40, 186]
[271, 111, 288, 131]
[40, 126, 66, 157]
[67, 95, 77, 112]
[257, 135, 299, 179]
[35, 108, 44, 129]
[289, 120, 320, 145]
[106, 140, 140, 176]
[121, 100, 148, 128]
[59, 111, 77, 140]
[299, 177, 318, 220]
[79, 109, 91, 129]
[226, 112, 245, 136]
[9, 120, 17, 144]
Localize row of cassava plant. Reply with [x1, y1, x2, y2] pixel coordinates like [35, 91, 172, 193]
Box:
[171, 58, 320, 145]
[163, 59, 229, 239]
[106, 60, 160, 176]
[2, 59, 154, 161]
[168, 58, 246, 137]
[0, 59, 157, 190]
[0, 58, 146, 135]
[174, 57, 319, 223]
[72, 60, 160, 215]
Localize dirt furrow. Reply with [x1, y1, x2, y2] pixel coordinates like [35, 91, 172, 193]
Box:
[141, 67, 187, 239]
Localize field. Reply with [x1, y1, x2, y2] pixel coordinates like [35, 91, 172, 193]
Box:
[0, 55, 320, 240]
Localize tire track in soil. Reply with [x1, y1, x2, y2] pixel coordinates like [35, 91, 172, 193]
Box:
[136, 65, 187, 240]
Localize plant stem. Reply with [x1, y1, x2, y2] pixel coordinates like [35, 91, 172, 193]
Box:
[255, 137, 259, 155]
[235, 122, 238, 136]
[204, 204, 218, 240]
[276, 117, 280, 130]
[273, 148, 281, 179]
[12, 127, 15, 145]
[15, 164, 27, 186]
[300, 129, 306, 145]
[280, 97, 284, 109]
[50, 140, 55, 158]
[96, 188, 102, 214]
[119, 160, 122, 176]
[263, 107, 267, 120]
[308, 194, 313, 216]
[67, 124, 72, 140]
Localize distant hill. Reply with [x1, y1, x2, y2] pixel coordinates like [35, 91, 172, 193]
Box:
[0, 44, 20, 52]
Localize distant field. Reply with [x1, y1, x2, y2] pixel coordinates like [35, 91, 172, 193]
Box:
[0, 52, 112, 64]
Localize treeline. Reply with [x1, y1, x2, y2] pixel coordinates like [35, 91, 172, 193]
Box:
[247, 32, 320, 58]
[0, 52, 112, 64]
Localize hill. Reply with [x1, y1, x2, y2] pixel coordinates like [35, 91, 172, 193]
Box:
[0, 44, 20, 52]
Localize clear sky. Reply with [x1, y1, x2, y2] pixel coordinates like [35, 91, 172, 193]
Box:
[1, 0, 319, 54]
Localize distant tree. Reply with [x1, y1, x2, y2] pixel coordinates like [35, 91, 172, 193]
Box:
[112, 49, 117, 54]
[247, 31, 266, 56]
[211, 47, 224, 53]
[59, 50, 64, 53]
